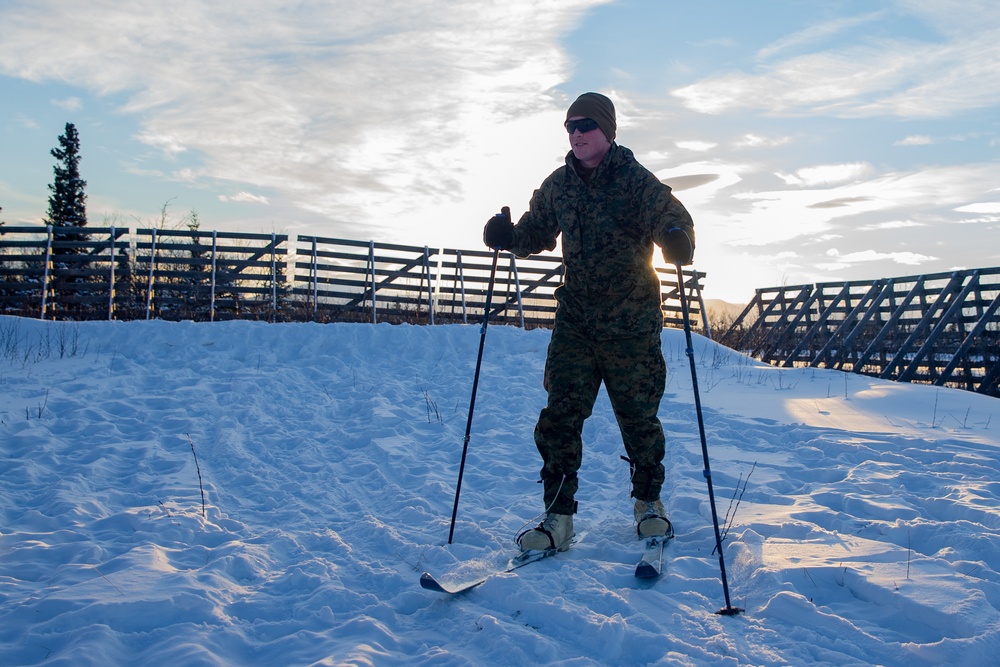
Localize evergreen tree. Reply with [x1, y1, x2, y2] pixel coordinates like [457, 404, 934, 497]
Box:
[46, 123, 88, 227]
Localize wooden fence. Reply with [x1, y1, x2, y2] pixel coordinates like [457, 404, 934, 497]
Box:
[718, 268, 1000, 397]
[293, 234, 707, 330]
[0, 225, 288, 321]
[0, 225, 708, 331]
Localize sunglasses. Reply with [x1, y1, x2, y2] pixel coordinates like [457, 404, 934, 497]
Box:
[564, 118, 600, 134]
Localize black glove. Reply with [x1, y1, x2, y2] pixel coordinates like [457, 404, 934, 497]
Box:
[483, 213, 514, 250]
[662, 228, 694, 265]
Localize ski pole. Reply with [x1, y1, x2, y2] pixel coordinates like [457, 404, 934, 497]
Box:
[448, 206, 509, 544]
[675, 262, 744, 616]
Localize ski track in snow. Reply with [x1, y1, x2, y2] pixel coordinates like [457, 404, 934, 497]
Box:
[1, 315, 999, 666]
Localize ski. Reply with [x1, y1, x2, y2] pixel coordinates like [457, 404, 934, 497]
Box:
[420, 533, 581, 595]
[635, 533, 673, 578]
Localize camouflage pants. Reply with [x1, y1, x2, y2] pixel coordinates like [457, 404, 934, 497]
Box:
[533, 323, 666, 515]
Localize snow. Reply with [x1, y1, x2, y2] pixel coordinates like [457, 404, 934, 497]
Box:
[2, 314, 999, 666]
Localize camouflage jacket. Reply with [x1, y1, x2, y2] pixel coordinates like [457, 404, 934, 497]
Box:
[508, 144, 695, 340]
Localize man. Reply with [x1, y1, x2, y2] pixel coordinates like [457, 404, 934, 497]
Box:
[483, 92, 695, 553]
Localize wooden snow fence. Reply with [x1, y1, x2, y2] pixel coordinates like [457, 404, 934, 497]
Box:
[292, 235, 708, 331]
[132, 228, 288, 321]
[719, 268, 1000, 397]
[0, 226, 708, 332]
[0, 225, 288, 321]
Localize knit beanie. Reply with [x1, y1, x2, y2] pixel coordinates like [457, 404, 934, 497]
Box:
[566, 92, 616, 143]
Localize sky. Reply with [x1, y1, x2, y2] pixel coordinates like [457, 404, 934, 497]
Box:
[1, 0, 999, 304]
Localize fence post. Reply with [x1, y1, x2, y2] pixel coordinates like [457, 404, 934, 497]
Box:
[108, 227, 116, 321]
[690, 269, 711, 339]
[311, 237, 318, 320]
[509, 253, 524, 328]
[40, 225, 54, 320]
[270, 232, 278, 322]
[456, 250, 467, 323]
[369, 241, 377, 324]
[145, 228, 158, 320]
[423, 246, 435, 325]
[209, 230, 218, 322]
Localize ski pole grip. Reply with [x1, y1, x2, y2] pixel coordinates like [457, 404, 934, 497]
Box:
[501, 206, 511, 224]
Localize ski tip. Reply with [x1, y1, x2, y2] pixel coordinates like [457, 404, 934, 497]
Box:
[635, 562, 660, 579]
[419, 572, 449, 593]
[715, 606, 745, 617]
[419, 571, 487, 595]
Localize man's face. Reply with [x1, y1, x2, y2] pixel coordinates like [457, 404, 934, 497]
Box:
[566, 116, 611, 169]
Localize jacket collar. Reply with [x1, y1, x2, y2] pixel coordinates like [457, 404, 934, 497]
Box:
[565, 143, 621, 182]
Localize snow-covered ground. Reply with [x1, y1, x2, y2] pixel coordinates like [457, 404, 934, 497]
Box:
[1, 315, 998, 666]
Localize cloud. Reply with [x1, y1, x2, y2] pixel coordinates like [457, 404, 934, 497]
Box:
[709, 162, 999, 249]
[755, 10, 888, 61]
[671, 3, 1000, 118]
[895, 133, 982, 147]
[655, 161, 743, 205]
[219, 191, 269, 205]
[659, 160, 995, 299]
[956, 202, 1000, 214]
[661, 174, 720, 191]
[895, 135, 934, 146]
[675, 140, 717, 152]
[50, 96, 82, 111]
[0, 0, 607, 240]
[809, 196, 873, 209]
[734, 133, 789, 149]
[823, 247, 938, 266]
[14, 113, 39, 129]
[857, 220, 926, 231]
[777, 162, 872, 187]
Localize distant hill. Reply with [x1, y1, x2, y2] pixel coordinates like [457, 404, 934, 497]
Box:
[703, 298, 747, 320]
